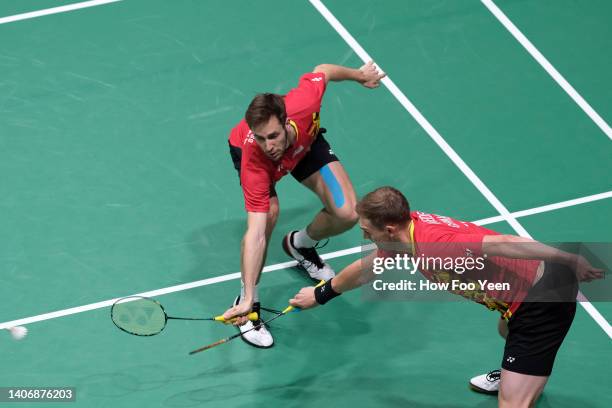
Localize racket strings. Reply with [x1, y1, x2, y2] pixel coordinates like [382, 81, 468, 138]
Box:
[111, 297, 167, 336]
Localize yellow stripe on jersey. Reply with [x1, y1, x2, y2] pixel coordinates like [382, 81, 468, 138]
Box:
[408, 221, 416, 255]
[289, 119, 299, 141]
[307, 112, 321, 137]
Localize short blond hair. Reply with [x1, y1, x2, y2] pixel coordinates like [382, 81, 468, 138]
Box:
[356, 186, 411, 229]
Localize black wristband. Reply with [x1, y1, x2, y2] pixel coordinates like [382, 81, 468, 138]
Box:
[314, 279, 341, 305]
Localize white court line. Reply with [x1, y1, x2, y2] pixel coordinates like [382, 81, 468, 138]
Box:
[474, 190, 612, 226]
[0, 0, 122, 25]
[481, 0, 612, 141]
[308, 0, 530, 239]
[308, 0, 611, 338]
[1, 191, 610, 332]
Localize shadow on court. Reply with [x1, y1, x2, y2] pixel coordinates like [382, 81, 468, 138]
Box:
[183, 204, 316, 280]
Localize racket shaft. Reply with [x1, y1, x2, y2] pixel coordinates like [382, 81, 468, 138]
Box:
[189, 334, 238, 354]
[189, 310, 289, 355]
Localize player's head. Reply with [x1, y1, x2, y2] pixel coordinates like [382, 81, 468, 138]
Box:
[356, 186, 411, 244]
[245, 93, 291, 161]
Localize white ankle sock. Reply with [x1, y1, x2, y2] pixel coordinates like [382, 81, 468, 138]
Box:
[240, 281, 259, 303]
[293, 228, 317, 248]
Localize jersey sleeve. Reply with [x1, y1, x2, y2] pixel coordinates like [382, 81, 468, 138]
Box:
[228, 119, 249, 147]
[285, 72, 327, 115]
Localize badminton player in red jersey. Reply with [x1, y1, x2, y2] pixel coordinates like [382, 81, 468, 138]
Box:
[290, 186, 603, 407]
[222, 62, 385, 347]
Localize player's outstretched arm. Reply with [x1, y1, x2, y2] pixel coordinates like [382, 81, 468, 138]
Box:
[313, 61, 386, 88]
[223, 212, 268, 322]
[482, 235, 604, 282]
[289, 251, 377, 309]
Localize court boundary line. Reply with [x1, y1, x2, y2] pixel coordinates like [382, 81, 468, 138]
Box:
[308, 0, 611, 337]
[0, 0, 122, 25]
[2, 191, 610, 334]
[474, 190, 612, 225]
[481, 0, 612, 140]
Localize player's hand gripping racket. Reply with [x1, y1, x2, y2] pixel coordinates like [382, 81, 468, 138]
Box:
[188, 281, 324, 355]
[111, 296, 258, 336]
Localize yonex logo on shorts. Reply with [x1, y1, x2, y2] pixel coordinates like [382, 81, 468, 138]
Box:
[506, 357, 515, 363]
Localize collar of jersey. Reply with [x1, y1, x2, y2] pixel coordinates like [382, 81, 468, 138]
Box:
[288, 119, 299, 142]
[408, 220, 416, 255]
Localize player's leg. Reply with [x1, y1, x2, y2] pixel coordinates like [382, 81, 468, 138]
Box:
[300, 160, 358, 239]
[497, 300, 576, 405]
[283, 133, 357, 280]
[498, 370, 547, 408]
[471, 263, 577, 397]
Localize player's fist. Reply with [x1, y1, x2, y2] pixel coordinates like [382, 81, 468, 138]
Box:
[222, 299, 253, 326]
[289, 286, 319, 310]
[573, 255, 604, 282]
[359, 60, 386, 89]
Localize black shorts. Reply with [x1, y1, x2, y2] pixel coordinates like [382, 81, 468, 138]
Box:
[290, 130, 339, 182]
[502, 263, 578, 376]
[228, 129, 340, 197]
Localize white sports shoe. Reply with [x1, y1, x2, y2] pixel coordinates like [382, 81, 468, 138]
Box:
[282, 231, 335, 281]
[469, 369, 501, 394]
[232, 297, 274, 349]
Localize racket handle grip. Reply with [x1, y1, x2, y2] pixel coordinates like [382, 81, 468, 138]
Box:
[214, 312, 258, 323]
[283, 281, 325, 314]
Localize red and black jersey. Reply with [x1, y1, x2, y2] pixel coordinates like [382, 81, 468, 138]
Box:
[229, 72, 326, 212]
[378, 211, 540, 319]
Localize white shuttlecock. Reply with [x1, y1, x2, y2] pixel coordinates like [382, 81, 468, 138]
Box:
[8, 326, 28, 340]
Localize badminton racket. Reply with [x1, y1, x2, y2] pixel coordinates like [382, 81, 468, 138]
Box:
[111, 296, 258, 336]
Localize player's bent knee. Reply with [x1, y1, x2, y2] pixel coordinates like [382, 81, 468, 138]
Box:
[267, 206, 279, 226]
[331, 206, 358, 226]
